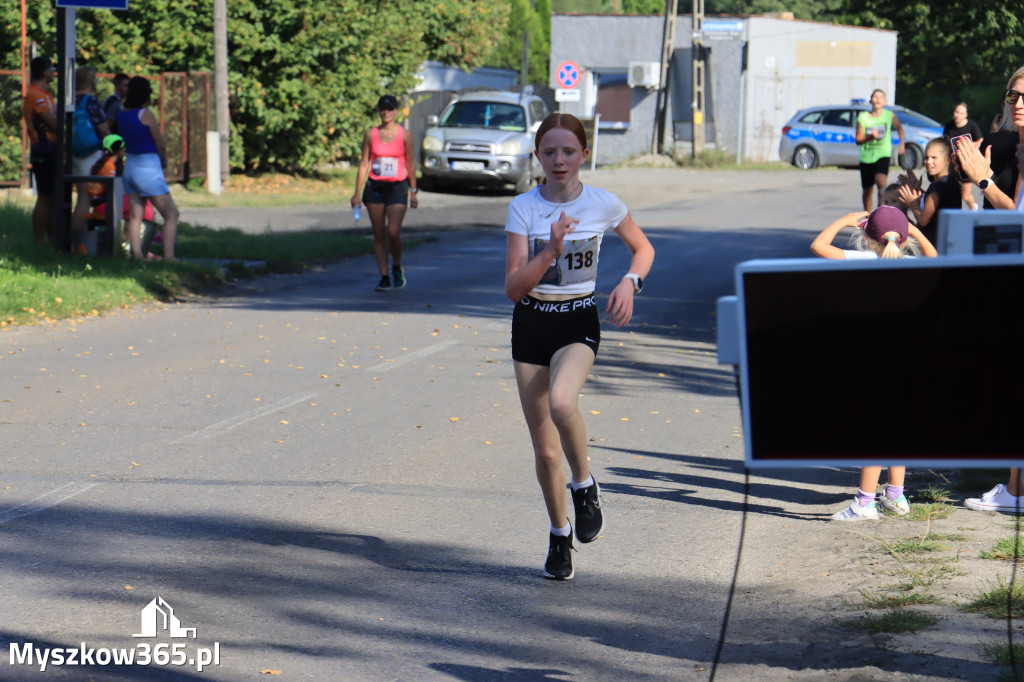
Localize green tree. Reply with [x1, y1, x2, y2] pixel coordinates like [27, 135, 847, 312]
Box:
[490, 0, 550, 85]
[705, 0, 843, 20]
[4, 0, 506, 174]
[831, 1, 1024, 123]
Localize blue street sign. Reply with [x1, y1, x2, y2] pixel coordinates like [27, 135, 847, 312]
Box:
[57, 0, 129, 9]
[702, 19, 743, 32]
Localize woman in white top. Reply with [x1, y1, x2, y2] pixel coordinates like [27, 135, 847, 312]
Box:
[504, 113, 654, 580]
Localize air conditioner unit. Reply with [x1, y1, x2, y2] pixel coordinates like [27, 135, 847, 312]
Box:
[628, 61, 660, 88]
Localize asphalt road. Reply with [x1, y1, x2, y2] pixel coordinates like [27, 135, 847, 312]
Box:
[1, 168, 999, 681]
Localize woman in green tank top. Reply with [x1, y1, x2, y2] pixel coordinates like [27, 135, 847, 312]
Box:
[855, 89, 906, 211]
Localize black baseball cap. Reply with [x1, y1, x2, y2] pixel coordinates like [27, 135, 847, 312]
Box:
[377, 94, 398, 110]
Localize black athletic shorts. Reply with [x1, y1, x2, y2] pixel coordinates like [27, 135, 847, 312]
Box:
[511, 294, 600, 366]
[362, 178, 409, 206]
[30, 150, 57, 194]
[859, 157, 890, 188]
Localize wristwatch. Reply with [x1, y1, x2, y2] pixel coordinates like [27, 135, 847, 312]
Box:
[978, 176, 994, 190]
[623, 273, 643, 293]
[410, 187, 419, 194]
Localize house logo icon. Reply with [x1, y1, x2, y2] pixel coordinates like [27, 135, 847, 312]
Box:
[133, 597, 197, 639]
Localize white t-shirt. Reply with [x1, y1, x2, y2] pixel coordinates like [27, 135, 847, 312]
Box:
[843, 249, 916, 260]
[505, 184, 629, 295]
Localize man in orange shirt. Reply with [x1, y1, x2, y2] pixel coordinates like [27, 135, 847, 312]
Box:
[23, 56, 58, 245]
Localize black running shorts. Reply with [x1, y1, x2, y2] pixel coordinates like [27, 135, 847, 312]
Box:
[859, 157, 890, 188]
[511, 294, 600, 366]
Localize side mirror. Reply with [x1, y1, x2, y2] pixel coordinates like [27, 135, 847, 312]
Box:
[426, 115, 439, 127]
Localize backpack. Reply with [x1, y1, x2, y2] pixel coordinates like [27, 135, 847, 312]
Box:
[73, 95, 102, 157]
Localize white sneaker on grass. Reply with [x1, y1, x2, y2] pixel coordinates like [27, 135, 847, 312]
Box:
[831, 499, 880, 521]
[965, 484, 1024, 512]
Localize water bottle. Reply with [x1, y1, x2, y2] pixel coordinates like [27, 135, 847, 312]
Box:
[353, 205, 361, 222]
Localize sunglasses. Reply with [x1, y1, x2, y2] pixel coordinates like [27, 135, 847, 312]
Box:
[1004, 89, 1024, 105]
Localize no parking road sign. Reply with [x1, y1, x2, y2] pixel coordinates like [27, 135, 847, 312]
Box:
[556, 61, 582, 90]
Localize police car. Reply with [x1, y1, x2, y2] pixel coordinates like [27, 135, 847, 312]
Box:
[779, 101, 943, 170]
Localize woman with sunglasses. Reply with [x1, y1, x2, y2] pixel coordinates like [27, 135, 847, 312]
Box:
[351, 94, 418, 292]
[953, 67, 1024, 210]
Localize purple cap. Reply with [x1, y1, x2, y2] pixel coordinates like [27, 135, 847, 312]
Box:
[863, 205, 909, 246]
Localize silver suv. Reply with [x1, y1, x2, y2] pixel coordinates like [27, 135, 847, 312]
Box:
[420, 90, 549, 194]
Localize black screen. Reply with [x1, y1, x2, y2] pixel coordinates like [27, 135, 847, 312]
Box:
[742, 263, 1024, 462]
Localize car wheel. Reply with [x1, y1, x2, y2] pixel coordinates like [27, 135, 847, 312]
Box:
[899, 145, 922, 170]
[792, 145, 818, 170]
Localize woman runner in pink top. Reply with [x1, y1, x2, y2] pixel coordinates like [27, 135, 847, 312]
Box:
[351, 94, 418, 291]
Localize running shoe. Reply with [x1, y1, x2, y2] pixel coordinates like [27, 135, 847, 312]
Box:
[375, 275, 392, 292]
[878, 494, 910, 516]
[965, 483, 1024, 512]
[392, 265, 406, 289]
[572, 479, 605, 543]
[543, 529, 574, 580]
[831, 499, 880, 521]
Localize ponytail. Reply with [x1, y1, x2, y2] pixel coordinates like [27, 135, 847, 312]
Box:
[879, 232, 903, 259]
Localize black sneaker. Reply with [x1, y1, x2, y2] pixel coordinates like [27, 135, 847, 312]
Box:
[572, 479, 605, 543]
[392, 265, 406, 289]
[375, 275, 392, 292]
[543, 528, 575, 580]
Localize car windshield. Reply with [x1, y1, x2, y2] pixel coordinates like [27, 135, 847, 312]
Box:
[439, 102, 527, 132]
[889, 108, 942, 129]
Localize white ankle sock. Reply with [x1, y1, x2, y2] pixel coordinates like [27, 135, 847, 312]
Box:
[550, 523, 571, 537]
[571, 475, 594, 491]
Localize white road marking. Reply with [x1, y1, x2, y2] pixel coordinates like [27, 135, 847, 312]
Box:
[0, 482, 99, 525]
[174, 391, 320, 442]
[364, 339, 460, 373]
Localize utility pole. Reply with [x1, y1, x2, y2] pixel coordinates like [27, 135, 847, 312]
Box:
[213, 0, 230, 183]
[691, 0, 705, 157]
[652, 0, 677, 155]
[521, 0, 535, 86]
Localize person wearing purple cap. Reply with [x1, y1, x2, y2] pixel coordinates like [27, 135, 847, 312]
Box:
[810, 206, 937, 520]
[811, 205, 937, 261]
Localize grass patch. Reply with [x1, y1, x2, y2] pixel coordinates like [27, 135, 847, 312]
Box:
[857, 589, 940, 609]
[0, 201, 374, 326]
[907, 502, 955, 522]
[981, 537, 1024, 561]
[887, 563, 963, 590]
[887, 534, 949, 556]
[176, 223, 374, 268]
[170, 168, 359, 209]
[985, 641, 1024, 681]
[964, 577, 1024, 618]
[915, 485, 953, 503]
[844, 608, 939, 634]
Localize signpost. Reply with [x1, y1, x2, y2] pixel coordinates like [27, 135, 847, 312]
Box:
[51, 0, 127, 253]
[56, 0, 128, 8]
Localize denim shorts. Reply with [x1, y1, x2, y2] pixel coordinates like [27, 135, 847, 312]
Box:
[362, 178, 409, 206]
[122, 153, 170, 197]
